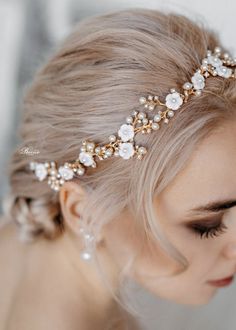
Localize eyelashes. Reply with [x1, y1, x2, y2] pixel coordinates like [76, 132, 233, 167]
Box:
[190, 221, 228, 239]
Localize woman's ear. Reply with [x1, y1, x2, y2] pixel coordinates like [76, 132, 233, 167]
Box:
[59, 181, 87, 236]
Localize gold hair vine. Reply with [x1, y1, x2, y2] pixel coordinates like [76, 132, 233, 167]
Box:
[29, 46, 236, 191]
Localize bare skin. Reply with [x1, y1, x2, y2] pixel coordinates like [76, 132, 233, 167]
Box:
[0, 220, 140, 330]
[1, 120, 236, 328]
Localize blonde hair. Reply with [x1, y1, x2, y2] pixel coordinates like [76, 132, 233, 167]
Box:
[2, 7, 236, 318]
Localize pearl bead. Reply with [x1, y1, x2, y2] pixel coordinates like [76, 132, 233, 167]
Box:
[168, 110, 174, 118]
[105, 149, 113, 157]
[214, 46, 221, 54]
[138, 147, 147, 154]
[84, 233, 94, 242]
[148, 104, 155, 111]
[224, 53, 229, 59]
[154, 114, 161, 122]
[201, 65, 208, 71]
[139, 96, 146, 104]
[126, 116, 133, 124]
[183, 82, 192, 90]
[138, 112, 146, 120]
[151, 123, 159, 130]
[108, 135, 116, 143]
[142, 118, 148, 125]
[80, 251, 92, 260]
[95, 146, 101, 153]
[77, 168, 85, 176]
[87, 143, 95, 151]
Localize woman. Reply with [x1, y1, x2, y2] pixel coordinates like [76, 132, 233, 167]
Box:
[1, 7, 236, 329]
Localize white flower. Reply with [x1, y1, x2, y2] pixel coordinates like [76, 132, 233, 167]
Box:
[58, 166, 74, 180]
[216, 65, 232, 78]
[207, 55, 223, 68]
[165, 92, 183, 110]
[79, 151, 94, 167]
[119, 142, 135, 159]
[35, 163, 48, 181]
[118, 124, 134, 142]
[29, 161, 36, 170]
[191, 72, 205, 90]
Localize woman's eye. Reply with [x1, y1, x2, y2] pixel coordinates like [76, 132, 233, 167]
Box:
[190, 221, 228, 239]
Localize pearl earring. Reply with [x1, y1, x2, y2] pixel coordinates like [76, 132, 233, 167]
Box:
[78, 227, 95, 261]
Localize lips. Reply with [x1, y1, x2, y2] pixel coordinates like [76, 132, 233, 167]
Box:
[207, 275, 234, 287]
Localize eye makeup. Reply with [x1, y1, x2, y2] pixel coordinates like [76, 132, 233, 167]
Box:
[186, 216, 228, 239]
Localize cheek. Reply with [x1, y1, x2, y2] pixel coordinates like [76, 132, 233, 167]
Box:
[130, 247, 217, 306]
[130, 224, 214, 285]
[162, 225, 220, 283]
[104, 217, 217, 305]
[128, 234, 185, 281]
[102, 213, 144, 269]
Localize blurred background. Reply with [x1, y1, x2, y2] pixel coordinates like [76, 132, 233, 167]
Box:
[0, 0, 236, 329]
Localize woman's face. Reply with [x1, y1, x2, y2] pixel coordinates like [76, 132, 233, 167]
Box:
[103, 120, 236, 306]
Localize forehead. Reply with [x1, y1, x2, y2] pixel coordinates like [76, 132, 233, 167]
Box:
[157, 120, 236, 220]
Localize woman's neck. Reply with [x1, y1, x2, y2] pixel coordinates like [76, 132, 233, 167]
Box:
[47, 228, 122, 314]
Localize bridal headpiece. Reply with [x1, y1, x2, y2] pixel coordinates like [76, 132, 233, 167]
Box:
[29, 46, 236, 192]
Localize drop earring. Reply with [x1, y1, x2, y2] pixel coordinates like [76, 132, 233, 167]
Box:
[78, 225, 95, 261]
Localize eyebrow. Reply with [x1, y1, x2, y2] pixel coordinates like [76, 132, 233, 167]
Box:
[187, 198, 236, 215]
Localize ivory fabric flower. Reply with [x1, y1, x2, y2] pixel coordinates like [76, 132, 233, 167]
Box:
[118, 124, 135, 142]
[35, 163, 48, 181]
[207, 55, 223, 68]
[119, 142, 135, 159]
[165, 92, 183, 110]
[216, 66, 232, 78]
[58, 166, 74, 180]
[79, 151, 94, 166]
[191, 72, 205, 90]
